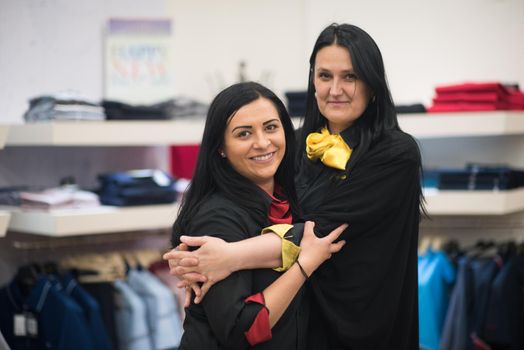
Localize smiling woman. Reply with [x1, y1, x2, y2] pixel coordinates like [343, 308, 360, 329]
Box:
[171, 81, 346, 349]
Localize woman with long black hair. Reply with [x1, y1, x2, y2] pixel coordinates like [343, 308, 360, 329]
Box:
[172, 81, 345, 349]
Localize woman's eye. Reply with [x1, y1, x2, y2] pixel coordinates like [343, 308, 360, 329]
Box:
[345, 73, 358, 81]
[266, 124, 278, 131]
[236, 130, 250, 138]
[318, 72, 331, 80]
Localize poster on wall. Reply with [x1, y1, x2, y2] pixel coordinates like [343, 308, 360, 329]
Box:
[104, 19, 174, 104]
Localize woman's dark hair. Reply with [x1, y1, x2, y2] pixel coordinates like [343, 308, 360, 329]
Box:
[300, 23, 400, 170]
[172, 82, 299, 244]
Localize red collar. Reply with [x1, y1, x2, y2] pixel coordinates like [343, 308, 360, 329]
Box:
[268, 186, 292, 224]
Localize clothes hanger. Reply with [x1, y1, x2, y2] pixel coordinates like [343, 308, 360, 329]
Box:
[496, 240, 517, 261]
[418, 236, 432, 255]
[15, 264, 40, 298]
[466, 240, 496, 258]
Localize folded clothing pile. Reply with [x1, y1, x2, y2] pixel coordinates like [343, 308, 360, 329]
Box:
[98, 169, 177, 206]
[427, 82, 524, 112]
[24, 92, 105, 122]
[19, 186, 100, 210]
[423, 164, 524, 191]
[102, 97, 208, 120]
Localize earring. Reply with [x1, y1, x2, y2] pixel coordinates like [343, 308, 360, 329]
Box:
[372, 95, 376, 103]
[220, 151, 226, 158]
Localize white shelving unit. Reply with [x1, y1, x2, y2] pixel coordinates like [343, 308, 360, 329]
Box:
[4, 112, 524, 146]
[423, 188, 524, 216]
[0, 210, 11, 237]
[6, 203, 179, 236]
[398, 111, 524, 139]
[5, 119, 206, 146]
[0, 125, 8, 149]
[2, 111, 524, 237]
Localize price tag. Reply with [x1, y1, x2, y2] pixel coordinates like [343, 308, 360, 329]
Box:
[13, 314, 26, 336]
[26, 312, 38, 337]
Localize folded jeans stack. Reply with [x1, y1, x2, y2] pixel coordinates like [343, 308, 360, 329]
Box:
[97, 170, 177, 206]
[423, 164, 524, 191]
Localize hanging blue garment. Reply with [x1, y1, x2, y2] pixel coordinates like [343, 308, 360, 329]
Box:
[418, 250, 456, 350]
[31, 277, 95, 350]
[0, 280, 46, 349]
[440, 256, 472, 350]
[0, 276, 94, 350]
[62, 274, 113, 350]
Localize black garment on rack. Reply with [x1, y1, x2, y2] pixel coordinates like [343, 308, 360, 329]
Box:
[80, 282, 119, 350]
[294, 127, 421, 349]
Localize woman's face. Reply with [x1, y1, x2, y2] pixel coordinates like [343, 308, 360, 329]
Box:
[313, 44, 373, 134]
[222, 97, 286, 194]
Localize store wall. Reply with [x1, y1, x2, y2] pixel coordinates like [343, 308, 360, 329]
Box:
[1, 0, 524, 187]
[303, 0, 524, 106]
[1, 0, 523, 123]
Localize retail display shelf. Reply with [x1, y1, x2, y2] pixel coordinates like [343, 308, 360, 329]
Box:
[0, 210, 11, 237]
[424, 188, 524, 215]
[6, 203, 179, 236]
[5, 120, 206, 146]
[5, 112, 523, 146]
[0, 125, 8, 149]
[398, 111, 524, 139]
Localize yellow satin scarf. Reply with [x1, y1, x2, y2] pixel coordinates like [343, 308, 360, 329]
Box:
[306, 127, 352, 170]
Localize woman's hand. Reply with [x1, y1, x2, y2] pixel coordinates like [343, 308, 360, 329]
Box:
[163, 235, 236, 304]
[297, 221, 347, 277]
[163, 243, 201, 307]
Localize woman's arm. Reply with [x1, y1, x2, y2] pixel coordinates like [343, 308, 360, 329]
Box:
[199, 220, 345, 348]
[263, 221, 346, 326]
[182, 201, 345, 348]
[164, 224, 306, 303]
